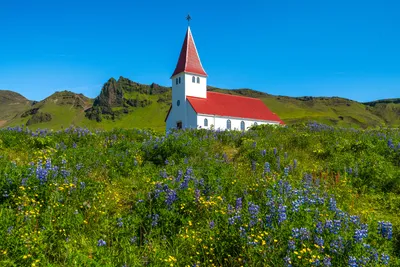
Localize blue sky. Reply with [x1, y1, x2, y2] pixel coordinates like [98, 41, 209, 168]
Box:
[0, 0, 399, 102]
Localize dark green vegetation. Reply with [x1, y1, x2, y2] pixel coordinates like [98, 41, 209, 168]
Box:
[1, 77, 399, 131]
[0, 124, 399, 266]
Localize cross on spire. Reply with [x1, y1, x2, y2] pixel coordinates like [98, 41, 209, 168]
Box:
[186, 14, 191, 26]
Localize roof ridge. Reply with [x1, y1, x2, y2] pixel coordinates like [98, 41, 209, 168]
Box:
[184, 27, 190, 72]
[208, 91, 264, 101]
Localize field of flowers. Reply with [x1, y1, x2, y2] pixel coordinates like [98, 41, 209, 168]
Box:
[0, 124, 399, 266]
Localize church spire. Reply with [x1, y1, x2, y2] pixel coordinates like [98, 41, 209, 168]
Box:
[171, 20, 207, 78]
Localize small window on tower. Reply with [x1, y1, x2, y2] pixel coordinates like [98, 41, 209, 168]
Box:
[204, 118, 208, 127]
[192, 76, 195, 83]
[179, 77, 181, 84]
[197, 77, 200, 83]
[176, 78, 178, 85]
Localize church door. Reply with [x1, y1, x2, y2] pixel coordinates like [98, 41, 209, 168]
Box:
[176, 121, 182, 129]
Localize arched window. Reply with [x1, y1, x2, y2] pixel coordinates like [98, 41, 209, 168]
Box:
[227, 119, 231, 130]
[197, 77, 200, 83]
[192, 76, 195, 83]
[204, 118, 208, 127]
[254, 122, 258, 126]
[240, 121, 245, 131]
[176, 78, 178, 85]
[179, 77, 181, 84]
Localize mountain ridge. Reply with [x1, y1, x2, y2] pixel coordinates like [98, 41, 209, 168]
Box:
[1, 77, 399, 130]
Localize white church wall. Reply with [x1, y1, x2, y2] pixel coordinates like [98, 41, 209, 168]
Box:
[186, 103, 198, 128]
[184, 74, 207, 98]
[167, 73, 186, 130]
[197, 114, 280, 131]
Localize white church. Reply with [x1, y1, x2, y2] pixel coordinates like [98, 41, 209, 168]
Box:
[165, 24, 284, 131]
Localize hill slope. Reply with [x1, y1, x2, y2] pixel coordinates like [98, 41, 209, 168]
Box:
[2, 78, 399, 130]
[0, 90, 32, 126]
[207, 87, 390, 128]
[6, 91, 93, 129]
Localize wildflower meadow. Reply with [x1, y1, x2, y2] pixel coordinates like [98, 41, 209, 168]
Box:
[0, 124, 399, 266]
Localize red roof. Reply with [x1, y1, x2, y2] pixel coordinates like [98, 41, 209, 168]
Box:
[187, 92, 284, 124]
[171, 27, 207, 78]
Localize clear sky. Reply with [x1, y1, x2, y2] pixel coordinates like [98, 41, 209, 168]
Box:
[0, 0, 399, 102]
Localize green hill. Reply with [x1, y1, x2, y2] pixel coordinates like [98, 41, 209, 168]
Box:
[2, 77, 399, 130]
[0, 90, 32, 127]
[5, 91, 93, 129]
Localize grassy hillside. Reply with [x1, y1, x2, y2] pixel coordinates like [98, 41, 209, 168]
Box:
[208, 87, 394, 128]
[6, 91, 93, 129]
[0, 90, 32, 125]
[2, 78, 399, 131]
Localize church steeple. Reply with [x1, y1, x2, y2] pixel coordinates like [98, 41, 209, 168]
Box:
[171, 26, 207, 78]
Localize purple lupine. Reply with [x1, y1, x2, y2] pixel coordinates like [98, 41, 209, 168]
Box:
[251, 160, 256, 171]
[276, 156, 281, 170]
[165, 189, 178, 207]
[323, 256, 331, 266]
[261, 149, 266, 156]
[314, 236, 324, 247]
[329, 197, 337, 211]
[97, 239, 106, 247]
[299, 228, 310, 241]
[151, 214, 159, 227]
[175, 170, 183, 182]
[316, 221, 324, 234]
[381, 253, 390, 265]
[264, 162, 271, 174]
[228, 215, 241, 225]
[117, 218, 123, 227]
[236, 197, 243, 211]
[378, 221, 393, 240]
[194, 189, 200, 203]
[332, 220, 341, 234]
[209, 221, 215, 229]
[278, 204, 287, 224]
[291, 228, 300, 239]
[284, 167, 289, 176]
[288, 240, 296, 250]
[293, 159, 298, 169]
[265, 214, 273, 228]
[350, 215, 360, 225]
[273, 148, 277, 156]
[325, 220, 333, 231]
[160, 169, 167, 179]
[348, 256, 357, 267]
[248, 202, 260, 227]
[354, 227, 368, 243]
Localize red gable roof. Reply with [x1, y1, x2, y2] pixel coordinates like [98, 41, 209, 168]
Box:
[171, 27, 207, 78]
[187, 92, 284, 124]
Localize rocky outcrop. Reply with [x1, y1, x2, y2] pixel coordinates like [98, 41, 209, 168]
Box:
[26, 112, 52, 125]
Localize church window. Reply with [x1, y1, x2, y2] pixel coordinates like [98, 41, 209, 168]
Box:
[179, 77, 181, 84]
[177, 100, 180, 106]
[197, 77, 200, 83]
[240, 121, 245, 131]
[192, 76, 195, 83]
[227, 119, 231, 130]
[254, 122, 258, 126]
[204, 118, 208, 127]
[176, 78, 178, 85]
